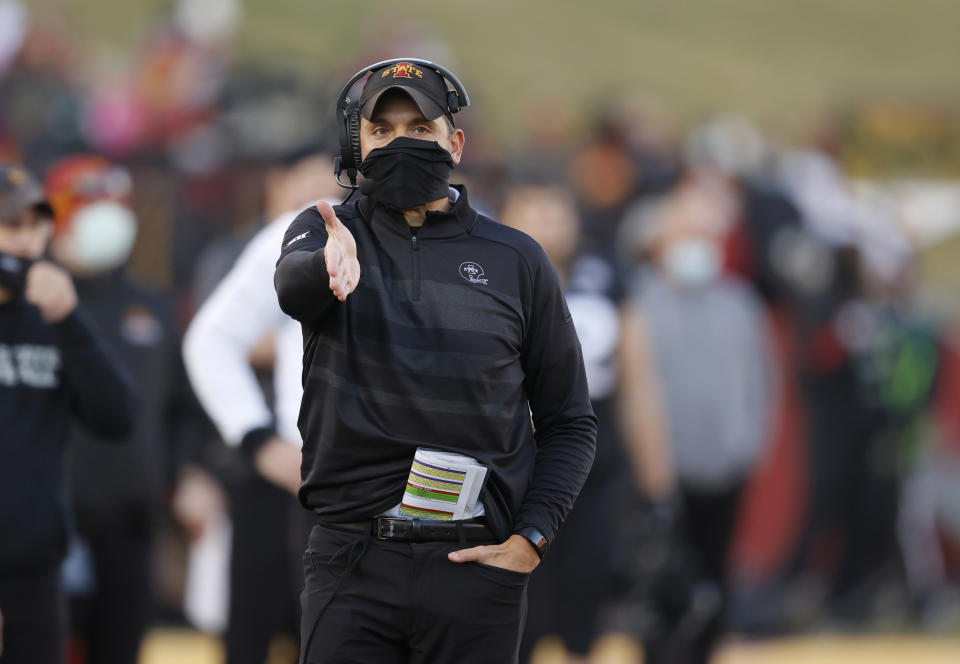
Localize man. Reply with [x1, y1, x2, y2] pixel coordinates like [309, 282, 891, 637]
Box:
[274, 61, 597, 663]
[0, 163, 137, 664]
[182, 150, 339, 663]
[43, 154, 189, 664]
[500, 183, 627, 663]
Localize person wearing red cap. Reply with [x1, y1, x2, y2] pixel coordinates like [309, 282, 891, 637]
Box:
[274, 61, 597, 663]
[43, 155, 139, 279]
[43, 154, 192, 664]
[0, 162, 137, 664]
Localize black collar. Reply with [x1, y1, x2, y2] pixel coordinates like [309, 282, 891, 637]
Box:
[358, 184, 477, 243]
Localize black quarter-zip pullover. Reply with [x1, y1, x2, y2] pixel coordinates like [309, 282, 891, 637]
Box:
[274, 186, 597, 543]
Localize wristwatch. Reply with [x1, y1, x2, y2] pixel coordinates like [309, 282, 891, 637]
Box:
[516, 526, 549, 559]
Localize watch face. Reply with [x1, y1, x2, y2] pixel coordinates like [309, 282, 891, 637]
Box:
[520, 527, 548, 557]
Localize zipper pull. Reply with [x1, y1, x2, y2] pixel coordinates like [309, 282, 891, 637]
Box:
[411, 236, 419, 251]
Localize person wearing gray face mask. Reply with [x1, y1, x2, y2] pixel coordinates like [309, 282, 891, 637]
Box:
[618, 179, 777, 664]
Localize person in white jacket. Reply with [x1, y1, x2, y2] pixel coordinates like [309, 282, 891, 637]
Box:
[183, 207, 305, 490]
[180, 151, 339, 663]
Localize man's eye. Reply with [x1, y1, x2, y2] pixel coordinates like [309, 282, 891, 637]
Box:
[413, 126, 429, 134]
[373, 127, 388, 135]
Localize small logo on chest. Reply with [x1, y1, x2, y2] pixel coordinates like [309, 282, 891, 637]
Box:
[458, 261, 488, 285]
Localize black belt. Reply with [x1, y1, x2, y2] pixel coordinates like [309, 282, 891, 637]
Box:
[321, 517, 494, 543]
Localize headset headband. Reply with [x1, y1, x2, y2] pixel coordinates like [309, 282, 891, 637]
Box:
[335, 57, 470, 119]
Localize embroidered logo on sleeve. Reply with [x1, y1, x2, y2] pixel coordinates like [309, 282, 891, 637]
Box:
[284, 231, 310, 249]
[458, 261, 488, 285]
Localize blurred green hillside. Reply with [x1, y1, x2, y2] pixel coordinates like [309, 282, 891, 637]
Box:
[28, 0, 960, 140]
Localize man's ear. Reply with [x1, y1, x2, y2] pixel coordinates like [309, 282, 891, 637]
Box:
[448, 128, 465, 167]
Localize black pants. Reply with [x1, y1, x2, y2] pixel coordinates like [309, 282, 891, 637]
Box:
[300, 522, 529, 664]
[645, 483, 743, 664]
[70, 508, 152, 664]
[521, 398, 626, 661]
[783, 386, 900, 605]
[520, 472, 623, 659]
[0, 568, 66, 664]
[226, 476, 314, 664]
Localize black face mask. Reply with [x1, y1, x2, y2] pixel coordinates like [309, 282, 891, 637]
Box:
[358, 137, 454, 210]
[0, 251, 32, 299]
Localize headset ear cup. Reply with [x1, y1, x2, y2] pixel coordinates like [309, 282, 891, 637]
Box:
[338, 108, 352, 171]
[338, 101, 362, 172]
[348, 108, 362, 170]
[446, 90, 461, 115]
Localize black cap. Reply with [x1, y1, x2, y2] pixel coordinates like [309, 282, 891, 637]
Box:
[359, 62, 452, 124]
[0, 164, 53, 226]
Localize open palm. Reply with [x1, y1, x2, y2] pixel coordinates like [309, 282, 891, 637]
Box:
[318, 200, 360, 301]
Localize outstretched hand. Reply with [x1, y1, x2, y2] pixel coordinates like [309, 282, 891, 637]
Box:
[318, 201, 360, 301]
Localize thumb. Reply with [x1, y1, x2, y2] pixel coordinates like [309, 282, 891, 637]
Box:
[448, 545, 490, 564]
[317, 200, 341, 236]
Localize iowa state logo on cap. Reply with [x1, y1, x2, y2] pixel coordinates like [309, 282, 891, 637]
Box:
[382, 62, 424, 80]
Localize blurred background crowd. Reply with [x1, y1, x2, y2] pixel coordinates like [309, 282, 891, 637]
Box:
[3, 0, 960, 662]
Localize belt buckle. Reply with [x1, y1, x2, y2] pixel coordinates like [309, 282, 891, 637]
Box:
[376, 517, 385, 540]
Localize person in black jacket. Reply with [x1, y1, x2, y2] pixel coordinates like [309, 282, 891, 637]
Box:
[274, 60, 598, 664]
[501, 184, 628, 663]
[0, 163, 137, 664]
[44, 155, 193, 664]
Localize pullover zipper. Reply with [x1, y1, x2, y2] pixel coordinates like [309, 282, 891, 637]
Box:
[410, 234, 421, 301]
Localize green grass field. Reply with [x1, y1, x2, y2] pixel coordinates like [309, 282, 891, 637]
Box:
[25, 0, 960, 140]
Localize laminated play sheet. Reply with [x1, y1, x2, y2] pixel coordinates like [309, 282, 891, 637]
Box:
[397, 448, 488, 520]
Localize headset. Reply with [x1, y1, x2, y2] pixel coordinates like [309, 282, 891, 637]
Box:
[334, 58, 470, 190]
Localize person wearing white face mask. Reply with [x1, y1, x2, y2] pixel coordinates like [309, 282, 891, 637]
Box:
[44, 155, 192, 664]
[661, 236, 723, 289]
[50, 199, 138, 276]
[618, 180, 777, 664]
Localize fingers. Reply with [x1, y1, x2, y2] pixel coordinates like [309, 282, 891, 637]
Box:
[319, 201, 358, 301]
[325, 244, 348, 301]
[325, 241, 342, 279]
[323, 234, 360, 302]
[448, 545, 493, 564]
[449, 538, 538, 573]
[325, 240, 344, 297]
[24, 261, 78, 323]
[328, 270, 350, 301]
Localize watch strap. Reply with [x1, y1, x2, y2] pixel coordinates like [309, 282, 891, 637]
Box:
[517, 526, 549, 559]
